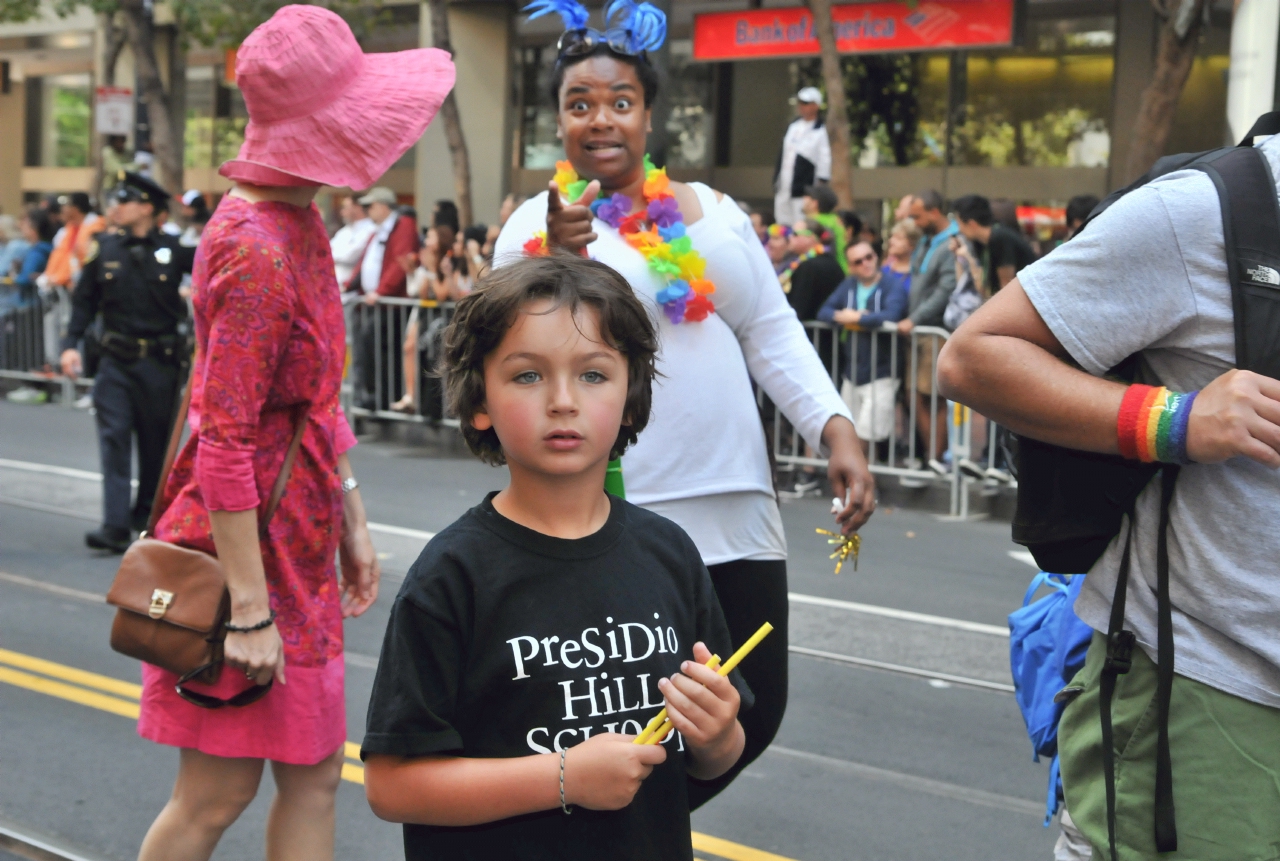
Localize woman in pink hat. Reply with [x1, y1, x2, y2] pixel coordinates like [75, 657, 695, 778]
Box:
[133, 7, 454, 860]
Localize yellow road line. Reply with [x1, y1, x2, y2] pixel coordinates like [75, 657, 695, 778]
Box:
[1, 648, 795, 860]
[0, 647, 142, 700]
[0, 666, 140, 719]
[692, 832, 800, 861]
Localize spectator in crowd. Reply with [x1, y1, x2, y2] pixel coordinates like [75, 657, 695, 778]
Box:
[486, 193, 526, 254]
[331, 195, 375, 295]
[898, 190, 957, 469]
[178, 190, 211, 248]
[818, 241, 909, 455]
[837, 209, 864, 257]
[1065, 193, 1100, 240]
[12, 207, 56, 307]
[748, 207, 767, 244]
[774, 86, 830, 226]
[802, 184, 846, 273]
[765, 224, 794, 277]
[784, 219, 843, 322]
[894, 194, 916, 224]
[883, 219, 919, 296]
[461, 224, 489, 279]
[433, 199, 460, 233]
[43, 193, 98, 291]
[953, 193, 1037, 295]
[990, 197, 1020, 232]
[101, 136, 129, 192]
[0, 214, 28, 285]
[348, 186, 418, 411]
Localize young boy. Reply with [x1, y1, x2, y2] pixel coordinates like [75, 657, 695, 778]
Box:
[361, 254, 750, 860]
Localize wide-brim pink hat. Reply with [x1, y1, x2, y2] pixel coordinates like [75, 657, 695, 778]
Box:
[219, 5, 456, 189]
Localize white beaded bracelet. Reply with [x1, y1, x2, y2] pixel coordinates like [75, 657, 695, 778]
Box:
[560, 748, 573, 814]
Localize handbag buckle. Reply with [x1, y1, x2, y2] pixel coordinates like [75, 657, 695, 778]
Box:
[149, 589, 174, 619]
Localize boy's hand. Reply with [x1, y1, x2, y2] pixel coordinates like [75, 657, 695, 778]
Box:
[563, 733, 666, 810]
[657, 642, 744, 777]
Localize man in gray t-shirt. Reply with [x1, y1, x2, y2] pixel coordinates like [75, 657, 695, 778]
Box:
[936, 133, 1280, 860]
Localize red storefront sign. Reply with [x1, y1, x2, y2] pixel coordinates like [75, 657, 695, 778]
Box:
[692, 0, 1015, 62]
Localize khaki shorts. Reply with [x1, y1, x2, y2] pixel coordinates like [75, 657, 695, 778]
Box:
[841, 377, 898, 442]
[1059, 632, 1280, 860]
[913, 336, 941, 396]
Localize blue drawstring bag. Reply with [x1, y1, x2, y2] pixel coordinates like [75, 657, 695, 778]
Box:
[1008, 571, 1092, 824]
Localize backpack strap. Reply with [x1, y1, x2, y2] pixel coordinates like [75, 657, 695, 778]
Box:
[1238, 111, 1280, 147]
[1100, 511, 1137, 861]
[1192, 145, 1280, 379]
[1099, 467, 1180, 861]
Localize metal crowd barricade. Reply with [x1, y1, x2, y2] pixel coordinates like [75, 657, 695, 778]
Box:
[766, 320, 1011, 518]
[0, 299, 85, 405]
[345, 297, 1013, 517]
[344, 296, 460, 428]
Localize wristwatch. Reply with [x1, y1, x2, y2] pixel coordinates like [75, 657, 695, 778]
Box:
[341, 477, 359, 495]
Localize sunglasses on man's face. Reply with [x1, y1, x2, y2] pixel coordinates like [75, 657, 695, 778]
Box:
[557, 27, 643, 59]
[851, 253, 876, 265]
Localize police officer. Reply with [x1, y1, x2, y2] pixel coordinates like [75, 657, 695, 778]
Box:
[60, 171, 195, 553]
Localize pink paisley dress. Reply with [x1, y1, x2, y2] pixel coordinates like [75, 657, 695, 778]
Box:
[137, 195, 357, 765]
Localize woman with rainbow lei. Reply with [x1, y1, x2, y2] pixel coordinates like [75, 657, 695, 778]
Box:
[495, 0, 876, 807]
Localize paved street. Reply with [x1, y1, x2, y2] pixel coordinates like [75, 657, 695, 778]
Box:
[0, 399, 1058, 860]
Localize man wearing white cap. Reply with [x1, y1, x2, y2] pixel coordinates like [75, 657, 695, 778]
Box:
[774, 86, 832, 227]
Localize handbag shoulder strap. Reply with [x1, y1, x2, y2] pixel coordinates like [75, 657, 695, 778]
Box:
[145, 372, 309, 539]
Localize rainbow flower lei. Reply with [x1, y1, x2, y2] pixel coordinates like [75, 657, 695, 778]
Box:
[524, 156, 716, 324]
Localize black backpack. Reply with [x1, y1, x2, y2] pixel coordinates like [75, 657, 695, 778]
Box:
[1011, 112, 1280, 861]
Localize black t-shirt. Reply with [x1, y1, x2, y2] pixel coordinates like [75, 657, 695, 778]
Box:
[983, 223, 1036, 294]
[788, 251, 845, 321]
[362, 493, 752, 861]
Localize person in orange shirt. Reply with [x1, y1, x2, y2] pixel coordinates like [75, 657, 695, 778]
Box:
[42, 193, 97, 290]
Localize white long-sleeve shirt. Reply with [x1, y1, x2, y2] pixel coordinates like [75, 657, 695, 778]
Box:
[496, 184, 850, 564]
[777, 118, 832, 198]
[330, 217, 376, 291]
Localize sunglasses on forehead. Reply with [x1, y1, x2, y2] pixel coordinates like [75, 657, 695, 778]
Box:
[556, 27, 646, 59]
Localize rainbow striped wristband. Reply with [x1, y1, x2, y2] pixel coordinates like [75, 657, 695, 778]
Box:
[1116, 384, 1198, 464]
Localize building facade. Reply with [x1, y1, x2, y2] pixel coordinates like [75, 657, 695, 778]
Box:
[0, 0, 1272, 229]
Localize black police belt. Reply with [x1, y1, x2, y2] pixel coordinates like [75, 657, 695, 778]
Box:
[100, 330, 184, 364]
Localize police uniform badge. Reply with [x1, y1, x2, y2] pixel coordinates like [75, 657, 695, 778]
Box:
[84, 240, 100, 264]
[155, 247, 172, 265]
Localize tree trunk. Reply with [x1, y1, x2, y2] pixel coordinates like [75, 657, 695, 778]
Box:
[1122, 0, 1209, 184]
[428, 0, 473, 228]
[806, 0, 854, 208]
[93, 12, 128, 196]
[119, 0, 183, 204]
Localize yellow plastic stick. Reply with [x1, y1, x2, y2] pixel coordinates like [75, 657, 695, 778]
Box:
[634, 656, 719, 744]
[636, 622, 774, 745]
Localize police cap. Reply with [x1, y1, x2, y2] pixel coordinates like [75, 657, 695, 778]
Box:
[112, 170, 170, 208]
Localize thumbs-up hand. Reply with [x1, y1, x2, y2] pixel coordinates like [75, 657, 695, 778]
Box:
[546, 179, 600, 254]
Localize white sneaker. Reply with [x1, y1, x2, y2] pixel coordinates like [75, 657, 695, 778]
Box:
[74, 394, 93, 409]
[6, 387, 47, 404]
[928, 458, 950, 476]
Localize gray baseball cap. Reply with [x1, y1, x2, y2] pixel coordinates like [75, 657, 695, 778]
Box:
[358, 186, 397, 206]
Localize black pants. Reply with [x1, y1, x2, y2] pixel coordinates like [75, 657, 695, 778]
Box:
[93, 354, 179, 531]
[687, 558, 788, 810]
[353, 302, 404, 411]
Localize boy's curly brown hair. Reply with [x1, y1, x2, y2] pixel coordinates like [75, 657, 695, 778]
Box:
[441, 252, 659, 466]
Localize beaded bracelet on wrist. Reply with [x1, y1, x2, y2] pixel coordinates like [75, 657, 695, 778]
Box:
[1116, 384, 1198, 464]
[224, 610, 277, 633]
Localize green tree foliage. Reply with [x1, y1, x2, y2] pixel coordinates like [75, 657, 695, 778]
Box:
[798, 54, 923, 167]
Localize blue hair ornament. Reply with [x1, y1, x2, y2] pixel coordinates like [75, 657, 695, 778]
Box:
[604, 0, 667, 53]
[524, 0, 589, 31]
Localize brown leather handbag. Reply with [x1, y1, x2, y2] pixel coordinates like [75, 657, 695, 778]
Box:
[105, 378, 307, 706]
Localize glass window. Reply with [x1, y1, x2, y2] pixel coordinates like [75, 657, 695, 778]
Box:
[185, 66, 215, 169]
[664, 39, 712, 169]
[40, 74, 92, 168]
[953, 16, 1116, 167]
[519, 45, 563, 169]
